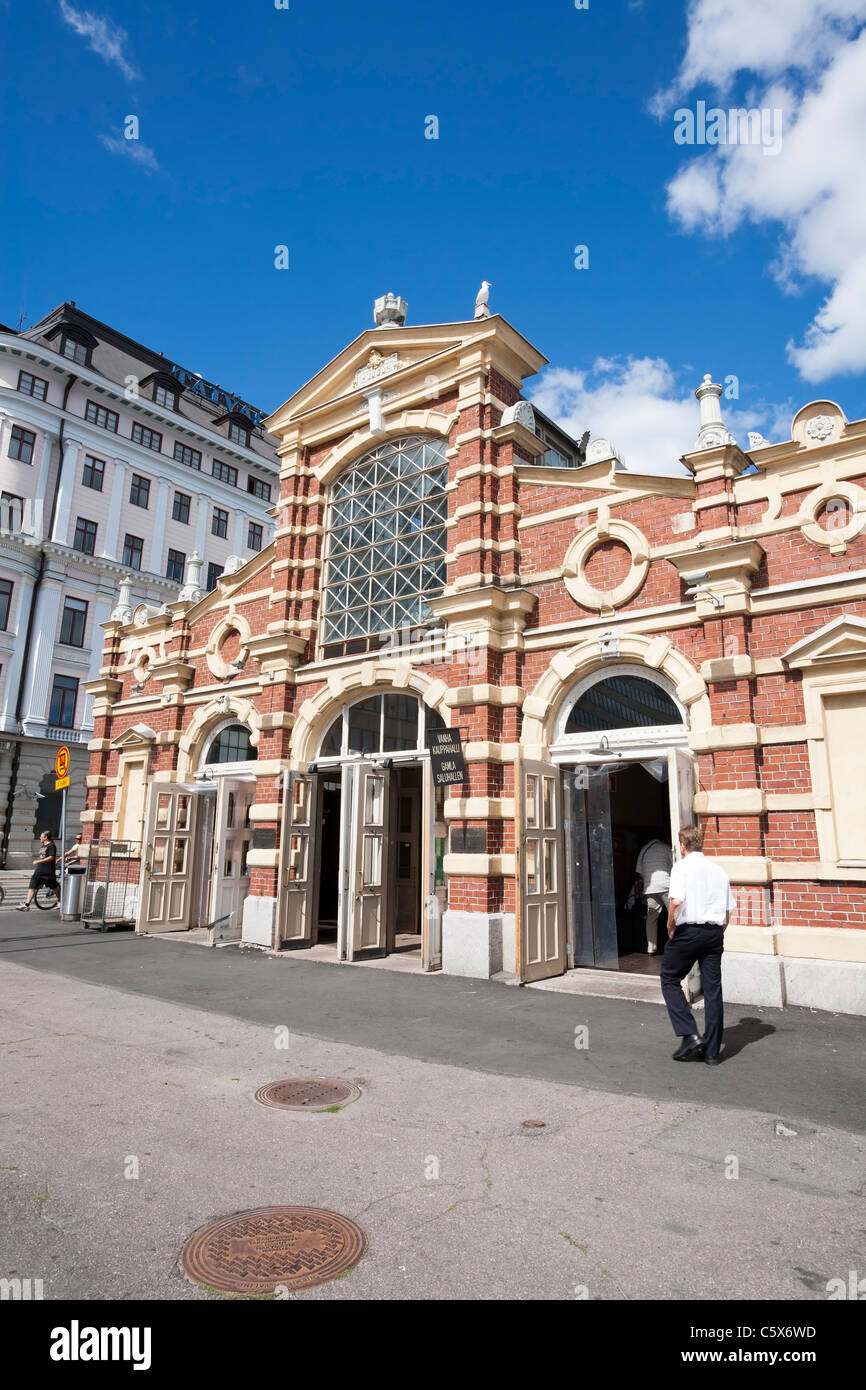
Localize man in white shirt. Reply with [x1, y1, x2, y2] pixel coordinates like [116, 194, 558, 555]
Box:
[662, 823, 734, 1066]
[635, 835, 672, 955]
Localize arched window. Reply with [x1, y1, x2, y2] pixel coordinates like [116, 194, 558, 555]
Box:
[564, 672, 683, 735]
[321, 436, 449, 658]
[317, 694, 447, 759]
[204, 723, 257, 765]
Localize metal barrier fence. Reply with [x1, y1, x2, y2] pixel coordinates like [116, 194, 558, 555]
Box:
[82, 840, 142, 930]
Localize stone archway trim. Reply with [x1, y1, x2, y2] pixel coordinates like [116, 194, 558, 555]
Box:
[522, 632, 709, 756]
[177, 695, 264, 779]
[313, 410, 455, 489]
[291, 661, 450, 765]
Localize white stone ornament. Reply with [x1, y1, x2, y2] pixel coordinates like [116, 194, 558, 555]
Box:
[474, 281, 491, 319]
[223, 555, 245, 576]
[179, 552, 204, 603]
[694, 374, 735, 451]
[110, 574, 135, 624]
[586, 437, 625, 466]
[500, 400, 536, 431]
[806, 415, 834, 441]
[373, 293, 407, 328]
[748, 432, 773, 450]
[354, 351, 401, 389]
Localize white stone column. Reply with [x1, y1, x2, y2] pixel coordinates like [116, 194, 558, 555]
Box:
[694, 375, 734, 451]
[31, 430, 58, 538]
[20, 574, 64, 732]
[50, 437, 83, 545]
[232, 509, 247, 555]
[0, 571, 37, 733]
[102, 458, 128, 560]
[194, 495, 208, 558]
[148, 479, 171, 575]
[80, 587, 115, 731]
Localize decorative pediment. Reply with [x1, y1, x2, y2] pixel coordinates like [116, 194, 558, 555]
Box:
[783, 616, 866, 669]
[110, 723, 157, 750]
[264, 318, 548, 435]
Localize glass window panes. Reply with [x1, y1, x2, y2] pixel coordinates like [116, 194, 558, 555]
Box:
[565, 676, 683, 734]
[154, 383, 177, 409]
[174, 442, 202, 470]
[364, 775, 384, 827]
[82, 456, 105, 490]
[9, 426, 35, 463]
[206, 724, 256, 764]
[383, 694, 419, 751]
[131, 423, 162, 453]
[362, 833, 382, 886]
[320, 715, 342, 756]
[543, 840, 555, 892]
[85, 401, 118, 432]
[0, 579, 12, 630]
[322, 436, 448, 653]
[129, 473, 150, 507]
[152, 838, 167, 873]
[525, 775, 538, 828]
[525, 839, 538, 893]
[176, 797, 189, 830]
[348, 696, 382, 755]
[73, 517, 97, 554]
[60, 597, 87, 647]
[49, 675, 78, 728]
[172, 491, 191, 524]
[542, 777, 555, 829]
[247, 522, 263, 552]
[166, 548, 185, 582]
[18, 370, 48, 400]
[156, 794, 170, 828]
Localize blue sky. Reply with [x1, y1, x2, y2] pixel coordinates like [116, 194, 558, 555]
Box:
[2, 0, 865, 471]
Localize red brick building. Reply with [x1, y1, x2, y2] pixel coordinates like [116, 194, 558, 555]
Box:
[84, 298, 866, 1015]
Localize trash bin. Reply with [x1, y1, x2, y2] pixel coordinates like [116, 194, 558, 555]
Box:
[60, 865, 87, 922]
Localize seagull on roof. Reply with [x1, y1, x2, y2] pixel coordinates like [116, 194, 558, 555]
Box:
[474, 281, 492, 319]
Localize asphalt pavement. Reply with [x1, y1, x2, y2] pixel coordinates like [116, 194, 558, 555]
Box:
[1, 908, 864, 1301]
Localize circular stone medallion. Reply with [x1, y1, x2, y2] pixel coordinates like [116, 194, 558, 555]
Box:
[255, 1077, 361, 1111]
[180, 1206, 367, 1294]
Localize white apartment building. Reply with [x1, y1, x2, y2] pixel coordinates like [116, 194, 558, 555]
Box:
[0, 301, 279, 866]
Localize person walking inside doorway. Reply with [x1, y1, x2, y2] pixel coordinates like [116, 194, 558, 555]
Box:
[16, 831, 60, 911]
[635, 832, 672, 955]
[662, 823, 733, 1066]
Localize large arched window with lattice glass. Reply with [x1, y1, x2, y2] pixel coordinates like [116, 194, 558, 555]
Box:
[321, 435, 449, 658]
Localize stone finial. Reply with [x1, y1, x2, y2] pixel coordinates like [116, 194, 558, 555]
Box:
[585, 437, 625, 467]
[110, 574, 134, 623]
[694, 373, 735, 450]
[374, 293, 407, 328]
[179, 552, 204, 603]
[223, 555, 245, 576]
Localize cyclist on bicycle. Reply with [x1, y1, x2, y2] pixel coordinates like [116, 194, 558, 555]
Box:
[16, 831, 60, 911]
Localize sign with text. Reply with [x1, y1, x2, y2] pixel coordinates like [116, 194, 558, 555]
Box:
[428, 728, 467, 787]
[55, 745, 70, 791]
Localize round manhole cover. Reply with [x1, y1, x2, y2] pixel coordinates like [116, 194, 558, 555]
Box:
[180, 1206, 367, 1295]
[255, 1078, 360, 1112]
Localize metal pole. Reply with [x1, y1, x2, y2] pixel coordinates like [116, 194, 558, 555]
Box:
[60, 783, 67, 896]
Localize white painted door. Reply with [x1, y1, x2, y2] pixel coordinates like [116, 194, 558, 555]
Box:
[347, 764, 392, 959]
[211, 779, 253, 937]
[278, 772, 321, 948]
[140, 786, 199, 933]
[668, 747, 696, 857]
[518, 759, 566, 983]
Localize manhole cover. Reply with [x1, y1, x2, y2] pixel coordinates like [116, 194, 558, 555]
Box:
[180, 1206, 367, 1294]
[255, 1078, 360, 1111]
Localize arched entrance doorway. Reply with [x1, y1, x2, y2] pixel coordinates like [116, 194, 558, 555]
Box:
[550, 666, 694, 974]
[278, 692, 448, 968]
[138, 720, 256, 936]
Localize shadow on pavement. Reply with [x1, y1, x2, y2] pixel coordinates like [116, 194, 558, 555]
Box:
[721, 1015, 777, 1059]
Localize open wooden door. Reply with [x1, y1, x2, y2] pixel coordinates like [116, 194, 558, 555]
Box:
[278, 771, 321, 949]
[518, 759, 566, 983]
[668, 747, 696, 859]
[347, 764, 392, 960]
[140, 786, 200, 933]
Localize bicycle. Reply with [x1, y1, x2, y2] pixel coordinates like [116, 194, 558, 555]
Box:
[2, 880, 61, 911]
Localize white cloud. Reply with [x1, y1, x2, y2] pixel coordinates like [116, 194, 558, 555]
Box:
[530, 356, 790, 474]
[58, 1, 138, 81]
[98, 134, 159, 172]
[660, 1, 866, 381]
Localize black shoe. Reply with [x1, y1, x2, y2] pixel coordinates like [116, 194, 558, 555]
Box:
[704, 1054, 721, 1066]
[672, 1034, 705, 1061]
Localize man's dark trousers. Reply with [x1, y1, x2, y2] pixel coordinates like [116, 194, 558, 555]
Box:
[661, 923, 725, 1057]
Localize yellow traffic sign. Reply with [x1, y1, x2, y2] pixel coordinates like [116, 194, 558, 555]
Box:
[55, 775, 69, 791]
[55, 746, 70, 779]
